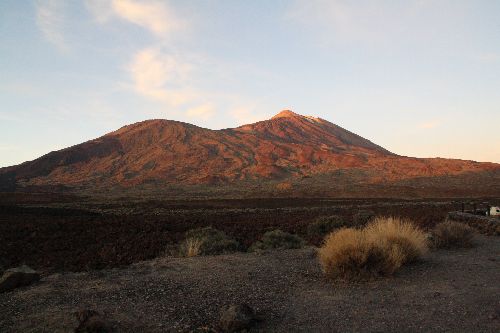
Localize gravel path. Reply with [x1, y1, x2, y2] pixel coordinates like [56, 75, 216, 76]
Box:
[1, 236, 499, 332]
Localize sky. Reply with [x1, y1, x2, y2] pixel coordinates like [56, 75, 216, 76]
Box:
[1, 0, 499, 167]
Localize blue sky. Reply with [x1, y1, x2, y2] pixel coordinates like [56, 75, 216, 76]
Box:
[1, 0, 499, 167]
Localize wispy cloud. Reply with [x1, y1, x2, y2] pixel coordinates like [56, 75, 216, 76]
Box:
[127, 47, 194, 106]
[112, 0, 184, 36]
[86, 0, 265, 124]
[87, 1, 202, 114]
[35, 0, 68, 51]
[85, 0, 184, 37]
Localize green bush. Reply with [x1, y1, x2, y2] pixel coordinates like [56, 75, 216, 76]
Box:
[249, 229, 304, 251]
[307, 215, 346, 238]
[179, 227, 240, 257]
[352, 210, 375, 227]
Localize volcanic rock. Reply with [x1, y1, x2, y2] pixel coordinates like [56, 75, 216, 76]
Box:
[0, 265, 40, 292]
[219, 303, 256, 332]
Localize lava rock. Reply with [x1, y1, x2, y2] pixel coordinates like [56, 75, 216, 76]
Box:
[219, 304, 256, 332]
[0, 265, 40, 292]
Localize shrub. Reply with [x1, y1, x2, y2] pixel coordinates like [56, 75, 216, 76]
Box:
[352, 210, 375, 227]
[179, 227, 240, 257]
[364, 217, 429, 264]
[432, 221, 475, 249]
[307, 215, 346, 238]
[318, 217, 428, 280]
[249, 230, 304, 251]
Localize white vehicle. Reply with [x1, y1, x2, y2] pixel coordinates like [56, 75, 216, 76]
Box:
[490, 206, 500, 216]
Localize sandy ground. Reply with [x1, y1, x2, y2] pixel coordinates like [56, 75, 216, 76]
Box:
[1, 236, 499, 332]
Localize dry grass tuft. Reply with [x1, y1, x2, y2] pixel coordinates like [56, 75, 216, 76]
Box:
[365, 217, 429, 264]
[318, 216, 428, 280]
[432, 221, 476, 249]
[179, 227, 240, 257]
[184, 238, 203, 257]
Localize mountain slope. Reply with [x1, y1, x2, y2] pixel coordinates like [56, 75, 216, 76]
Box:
[1, 110, 499, 196]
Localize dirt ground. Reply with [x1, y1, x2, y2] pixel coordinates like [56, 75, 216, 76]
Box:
[1, 235, 499, 332]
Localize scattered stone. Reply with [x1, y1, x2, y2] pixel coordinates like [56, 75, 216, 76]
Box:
[74, 309, 112, 333]
[0, 265, 40, 292]
[219, 304, 256, 332]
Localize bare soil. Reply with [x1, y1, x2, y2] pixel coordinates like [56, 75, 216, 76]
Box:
[1, 235, 499, 332]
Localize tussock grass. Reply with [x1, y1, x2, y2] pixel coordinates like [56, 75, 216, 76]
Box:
[432, 221, 476, 249]
[318, 217, 428, 280]
[179, 227, 240, 257]
[365, 217, 429, 263]
[184, 238, 203, 257]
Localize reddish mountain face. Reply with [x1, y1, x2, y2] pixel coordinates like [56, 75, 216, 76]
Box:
[1, 110, 499, 197]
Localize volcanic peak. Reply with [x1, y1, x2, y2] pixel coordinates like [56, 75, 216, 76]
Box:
[271, 110, 301, 119]
[271, 109, 322, 123]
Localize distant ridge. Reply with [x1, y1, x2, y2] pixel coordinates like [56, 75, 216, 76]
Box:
[1, 110, 499, 197]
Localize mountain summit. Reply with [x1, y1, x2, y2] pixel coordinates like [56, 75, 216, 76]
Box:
[271, 109, 302, 118]
[1, 111, 499, 197]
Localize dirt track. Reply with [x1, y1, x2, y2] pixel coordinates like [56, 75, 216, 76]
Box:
[1, 235, 499, 332]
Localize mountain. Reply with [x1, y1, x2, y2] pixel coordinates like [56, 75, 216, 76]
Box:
[1, 110, 499, 197]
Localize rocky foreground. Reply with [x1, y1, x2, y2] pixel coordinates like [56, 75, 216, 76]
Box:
[1, 236, 499, 332]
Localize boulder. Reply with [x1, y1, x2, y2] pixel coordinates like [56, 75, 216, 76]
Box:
[0, 265, 40, 292]
[219, 304, 256, 332]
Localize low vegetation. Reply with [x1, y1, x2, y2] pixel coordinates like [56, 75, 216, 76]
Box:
[318, 217, 428, 280]
[352, 210, 375, 227]
[432, 221, 476, 249]
[307, 215, 347, 238]
[249, 230, 305, 251]
[179, 227, 240, 257]
[0, 196, 460, 273]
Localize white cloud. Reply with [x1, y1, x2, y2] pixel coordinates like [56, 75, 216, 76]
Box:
[128, 48, 194, 106]
[85, 0, 184, 37]
[35, 0, 67, 51]
[87, 1, 196, 111]
[85, 1, 266, 124]
[186, 104, 215, 120]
